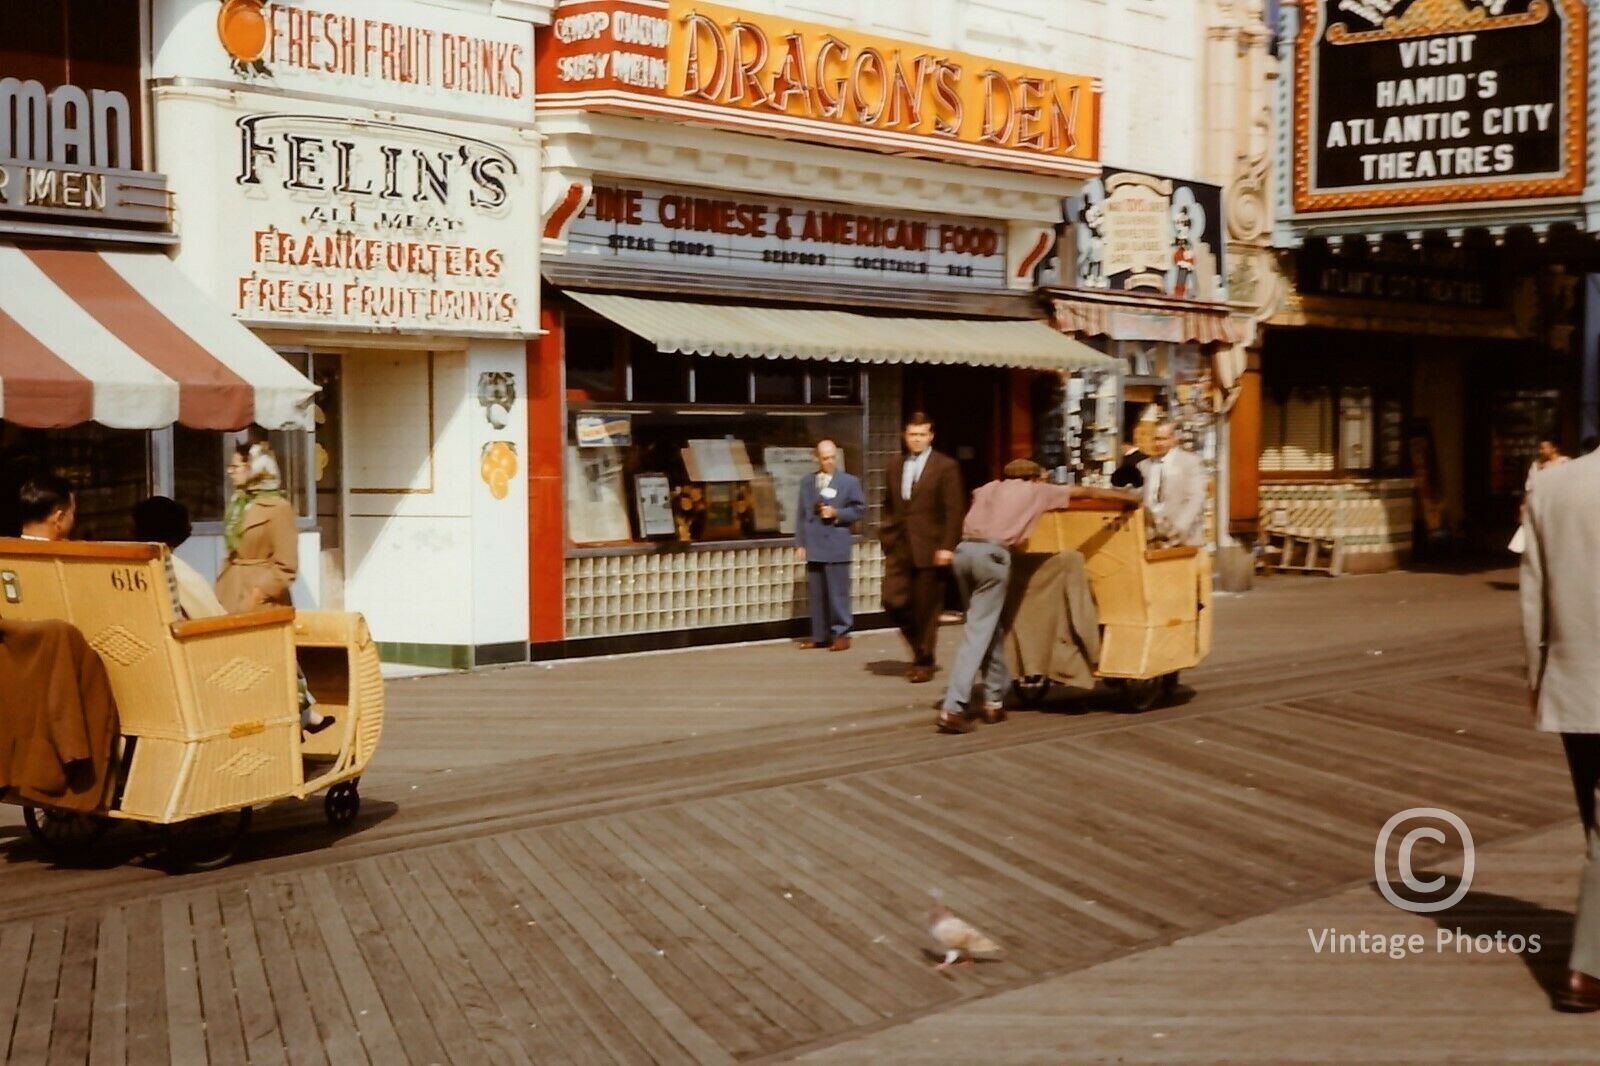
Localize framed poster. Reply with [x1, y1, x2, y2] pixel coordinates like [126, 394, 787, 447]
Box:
[564, 445, 633, 544]
[634, 473, 676, 537]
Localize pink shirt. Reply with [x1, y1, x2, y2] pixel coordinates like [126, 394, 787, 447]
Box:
[961, 481, 1077, 546]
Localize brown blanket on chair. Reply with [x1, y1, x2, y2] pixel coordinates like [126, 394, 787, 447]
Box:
[0, 618, 120, 812]
[1004, 550, 1101, 690]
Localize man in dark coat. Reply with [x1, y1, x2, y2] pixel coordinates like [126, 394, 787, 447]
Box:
[794, 439, 866, 651]
[880, 413, 964, 683]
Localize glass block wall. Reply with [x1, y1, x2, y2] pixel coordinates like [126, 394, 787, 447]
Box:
[563, 540, 886, 639]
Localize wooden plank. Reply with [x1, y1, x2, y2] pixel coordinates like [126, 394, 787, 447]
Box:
[472, 835, 659, 1066]
[778, 783, 1084, 979]
[578, 821, 828, 1044]
[12, 918, 64, 1064]
[47, 911, 100, 1066]
[981, 750, 1291, 921]
[494, 830, 725, 1065]
[866, 764, 1220, 928]
[827, 778, 1156, 942]
[544, 822, 787, 1058]
[0, 923, 35, 1063]
[88, 906, 127, 1066]
[159, 898, 207, 1066]
[268, 878, 369, 1065]
[408, 846, 592, 1065]
[536, 825, 752, 1062]
[121, 901, 170, 1066]
[214, 886, 287, 1066]
[1250, 700, 1563, 818]
[1003, 740, 1358, 894]
[347, 859, 486, 1061]
[243, 878, 328, 1066]
[384, 850, 534, 1065]
[635, 809, 886, 1025]
[683, 798, 958, 1003]
[298, 870, 409, 1065]
[190, 892, 249, 1064]
[321, 864, 451, 1066]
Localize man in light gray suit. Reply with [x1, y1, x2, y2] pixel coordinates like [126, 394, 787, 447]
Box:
[1138, 422, 1206, 547]
[1521, 449, 1600, 1011]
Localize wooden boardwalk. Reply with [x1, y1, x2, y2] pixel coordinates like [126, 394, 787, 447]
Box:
[0, 568, 1583, 1063]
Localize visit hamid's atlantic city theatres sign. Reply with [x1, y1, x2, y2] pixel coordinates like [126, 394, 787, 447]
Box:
[1293, 0, 1587, 213]
[537, 0, 1100, 176]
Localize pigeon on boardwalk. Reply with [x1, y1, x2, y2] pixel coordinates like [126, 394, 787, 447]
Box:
[927, 890, 1002, 973]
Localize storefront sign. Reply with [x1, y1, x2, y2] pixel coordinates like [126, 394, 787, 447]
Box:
[576, 413, 633, 446]
[567, 179, 1007, 291]
[153, 0, 534, 124]
[1296, 238, 1502, 309]
[536, 0, 1099, 177]
[1293, 0, 1586, 212]
[159, 91, 537, 334]
[1058, 168, 1224, 300]
[1, 2, 171, 233]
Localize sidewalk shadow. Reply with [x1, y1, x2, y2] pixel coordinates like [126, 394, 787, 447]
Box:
[1372, 877, 1573, 1001]
[865, 659, 911, 677]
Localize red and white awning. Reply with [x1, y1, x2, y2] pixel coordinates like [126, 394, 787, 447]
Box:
[0, 244, 316, 431]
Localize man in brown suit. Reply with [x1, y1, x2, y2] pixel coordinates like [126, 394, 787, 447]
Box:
[881, 413, 964, 682]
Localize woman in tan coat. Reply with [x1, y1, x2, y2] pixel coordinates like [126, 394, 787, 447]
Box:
[216, 442, 298, 613]
[215, 442, 333, 734]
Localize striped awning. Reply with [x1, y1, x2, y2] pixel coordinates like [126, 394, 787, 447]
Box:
[567, 292, 1117, 372]
[0, 244, 317, 431]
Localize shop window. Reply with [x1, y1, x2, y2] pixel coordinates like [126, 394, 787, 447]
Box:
[754, 364, 804, 405]
[172, 426, 315, 524]
[1261, 387, 1334, 472]
[627, 338, 691, 403]
[694, 357, 750, 404]
[808, 369, 860, 405]
[564, 405, 864, 547]
[0, 422, 150, 540]
[565, 317, 623, 401]
[1338, 387, 1374, 472]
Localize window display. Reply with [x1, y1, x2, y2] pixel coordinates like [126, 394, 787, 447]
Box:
[563, 331, 865, 547]
[565, 405, 863, 545]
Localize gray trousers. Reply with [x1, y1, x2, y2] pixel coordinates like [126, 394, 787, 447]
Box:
[1564, 735, 1600, 976]
[942, 540, 1011, 714]
[806, 561, 853, 643]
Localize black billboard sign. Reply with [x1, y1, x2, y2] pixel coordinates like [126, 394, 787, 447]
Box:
[1293, 0, 1586, 213]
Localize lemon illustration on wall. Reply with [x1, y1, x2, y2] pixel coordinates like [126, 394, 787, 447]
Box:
[218, 0, 271, 77]
[481, 442, 518, 500]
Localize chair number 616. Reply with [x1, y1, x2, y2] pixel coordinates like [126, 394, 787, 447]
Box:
[110, 568, 149, 592]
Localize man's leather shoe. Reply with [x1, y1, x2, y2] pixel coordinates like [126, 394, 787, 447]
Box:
[936, 710, 975, 734]
[908, 665, 934, 683]
[1555, 970, 1600, 1012]
[982, 702, 1007, 724]
[828, 636, 852, 652]
[797, 640, 831, 650]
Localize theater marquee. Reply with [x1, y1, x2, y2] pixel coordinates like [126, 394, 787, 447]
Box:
[536, 0, 1100, 177]
[1292, 0, 1587, 213]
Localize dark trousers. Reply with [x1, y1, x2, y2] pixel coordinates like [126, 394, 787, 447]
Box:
[886, 563, 945, 667]
[1564, 734, 1600, 977]
[806, 561, 853, 644]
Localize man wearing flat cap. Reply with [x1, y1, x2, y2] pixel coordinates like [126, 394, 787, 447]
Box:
[937, 459, 1136, 734]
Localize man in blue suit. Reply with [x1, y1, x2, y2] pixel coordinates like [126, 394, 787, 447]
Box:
[795, 438, 866, 651]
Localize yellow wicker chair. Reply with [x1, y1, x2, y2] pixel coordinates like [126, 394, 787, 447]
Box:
[0, 537, 383, 868]
[1017, 500, 1212, 710]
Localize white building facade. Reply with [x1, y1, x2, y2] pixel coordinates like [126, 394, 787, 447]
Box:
[151, 0, 551, 667]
